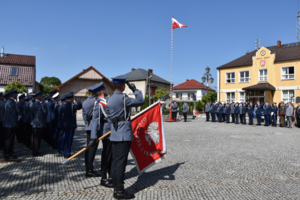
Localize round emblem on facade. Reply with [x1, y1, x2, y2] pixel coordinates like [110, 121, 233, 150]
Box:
[260, 50, 266, 56]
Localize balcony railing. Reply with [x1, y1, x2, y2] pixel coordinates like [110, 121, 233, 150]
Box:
[173, 97, 196, 101]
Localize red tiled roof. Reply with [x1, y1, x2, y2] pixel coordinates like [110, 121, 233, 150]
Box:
[0, 54, 35, 66]
[173, 79, 215, 91]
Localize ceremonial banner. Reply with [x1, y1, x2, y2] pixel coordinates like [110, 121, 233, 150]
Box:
[130, 101, 166, 174]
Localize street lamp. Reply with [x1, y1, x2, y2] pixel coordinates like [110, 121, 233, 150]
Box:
[202, 66, 214, 102]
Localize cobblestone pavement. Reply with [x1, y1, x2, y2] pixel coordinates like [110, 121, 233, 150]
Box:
[1, 116, 300, 199]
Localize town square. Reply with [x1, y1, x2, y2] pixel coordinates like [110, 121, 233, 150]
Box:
[1, 0, 300, 199]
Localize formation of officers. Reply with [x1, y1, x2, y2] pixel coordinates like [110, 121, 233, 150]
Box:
[0, 75, 144, 199]
[204, 101, 279, 126]
[0, 89, 82, 161]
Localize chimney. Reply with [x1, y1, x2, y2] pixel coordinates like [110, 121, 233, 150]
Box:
[131, 68, 135, 71]
[277, 40, 281, 47]
[0, 46, 4, 57]
[186, 79, 189, 81]
[148, 69, 153, 74]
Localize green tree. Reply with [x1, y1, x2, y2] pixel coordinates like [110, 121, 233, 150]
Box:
[201, 92, 217, 104]
[177, 102, 182, 112]
[140, 95, 149, 111]
[41, 84, 55, 95]
[4, 82, 27, 94]
[153, 88, 169, 100]
[40, 77, 62, 86]
[196, 100, 204, 112]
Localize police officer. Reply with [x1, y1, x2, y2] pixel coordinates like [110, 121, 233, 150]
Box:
[52, 93, 60, 149]
[16, 94, 26, 144]
[171, 100, 178, 121]
[210, 102, 217, 122]
[241, 103, 246, 124]
[0, 92, 4, 150]
[82, 84, 101, 177]
[218, 103, 224, 122]
[222, 103, 226, 122]
[63, 92, 82, 158]
[31, 91, 47, 157]
[107, 75, 144, 199]
[234, 102, 240, 124]
[182, 102, 189, 122]
[264, 101, 271, 126]
[255, 101, 263, 125]
[216, 103, 220, 122]
[239, 103, 243, 124]
[46, 94, 56, 147]
[23, 96, 31, 148]
[57, 94, 67, 154]
[225, 103, 231, 123]
[230, 102, 235, 123]
[248, 102, 254, 125]
[205, 101, 211, 122]
[2, 89, 18, 161]
[272, 102, 278, 127]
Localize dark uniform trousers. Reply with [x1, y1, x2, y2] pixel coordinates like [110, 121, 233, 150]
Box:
[85, 130, 100, 167]
[222, 113, 225, 122]
[239, 114, 243, 124]
[265, 115, 270, 126]
[111, 141, 131, 185]
[231, 114, 235, 123]
[57, 128, 65, 153]
[16, 121, 24, 143]
[53, 125, 59, 148]
[23, 122, 32, 147]
[101, 138, 112, 179]
[249, 114, 253, 125]
[3, 128, 17, 158]
[218, 114, 222, 122]
[183, 112, 187, 122]
[211, 113, 216, 122]
[48, 123, 56, 148]
[243, 115, 246, 124]
[235, 115, 239, 124]
[172, 112, 177, 121]
[226, 114, 230, 123]
[32, 128, 43, 156]
[0, 123, 3, 149]
[63, 128, 76, 157]
[257, 114, 262, 125]
[205, 112, 210, 121]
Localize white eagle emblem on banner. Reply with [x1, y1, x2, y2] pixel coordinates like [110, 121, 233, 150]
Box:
[145, 122, 160, 145]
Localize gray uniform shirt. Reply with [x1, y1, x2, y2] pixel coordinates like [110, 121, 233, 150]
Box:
[82, 96, 96, 131]
[205, 104, 211, 112]
[182, 104, 189, 113]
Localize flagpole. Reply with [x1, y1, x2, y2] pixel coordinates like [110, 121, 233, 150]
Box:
[168, 17, 174, 121]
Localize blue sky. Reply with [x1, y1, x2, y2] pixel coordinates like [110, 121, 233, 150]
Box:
[1, 0, 299, 89]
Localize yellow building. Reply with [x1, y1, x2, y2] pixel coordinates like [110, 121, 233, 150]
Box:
[217, 40, 300, 104]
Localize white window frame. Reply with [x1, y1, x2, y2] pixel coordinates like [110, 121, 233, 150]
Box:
[239, 92, 245, 102]
[239, 70, 250, 83]
[281, 66, 295, 80]
[225, 72, 235, 84]
[282, 90, 295, 104]
[10, 67, 18, 76]
[226, 92, 235, 103]
[258, 69, 268, 82]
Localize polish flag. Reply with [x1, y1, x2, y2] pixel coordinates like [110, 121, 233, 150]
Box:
[130, 101, 166, 174]
[172, 17, 187, 30]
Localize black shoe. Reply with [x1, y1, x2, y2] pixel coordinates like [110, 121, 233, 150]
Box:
[100, 178, 114, 188]
[58, 151, 63, 154]
[264, 125, 268, 126]
[86, 165, 101, 177]
[64, 155, 71, 158]
[5, 156, 20, 162]
[114, 184, 135, 199]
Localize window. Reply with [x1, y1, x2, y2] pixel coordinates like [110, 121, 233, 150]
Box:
[240, 92, 245, 102]
[226, 72, 235, 83]
[11, 68, 18, 76]
[128, 88, 133, 94]
[282, 67, 294, 80]
[226, 92, 235, 103]
[259, 69, 267, 81]
[282, 90, 295, 103]
[240, 71, 250, 83]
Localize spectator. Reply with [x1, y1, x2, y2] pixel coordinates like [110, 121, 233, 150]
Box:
[296, 103, 300, 127]
[286, 102, 293, 128]
[278, 101, 286, 127]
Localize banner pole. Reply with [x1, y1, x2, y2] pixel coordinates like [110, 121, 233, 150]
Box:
[169, 17, 174, 121]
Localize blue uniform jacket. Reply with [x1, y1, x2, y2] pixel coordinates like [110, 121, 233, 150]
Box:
[53, 100, 59, 125]
[63, 100, 82, 128]
[248, 105, 254, 115]
[3, 98, 18, 128]
[29, 99, 35, 125]
[241, 106, 246, 115]
[172, 103, 178, 112]
[17, 100, 25, 122]
[46, 100, 56, 124]
[58, 103, 66, 128]
[0, 101, 4, 124]
[210, 105, 217, 113]
[272, 106, 278, 115]
[264, 105, 272, 115]
[107, 90, 144, 142]
[234, 106, 239, 115]
[225, 106, 231, 115]
[23, 102, 31, 123]
[255, 104, 263, 115]
[218, 106, 224, 114]
[82, 96, 96, 131]
[32, 100, 47, 128]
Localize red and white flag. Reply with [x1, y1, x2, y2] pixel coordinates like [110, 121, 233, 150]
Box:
[130, 101, 166, 174]
[172, 17, 187, 30]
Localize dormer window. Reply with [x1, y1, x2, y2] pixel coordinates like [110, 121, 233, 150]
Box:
[11, 68, 18, 76]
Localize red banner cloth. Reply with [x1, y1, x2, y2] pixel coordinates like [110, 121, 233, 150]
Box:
[130, 102, 166, 174]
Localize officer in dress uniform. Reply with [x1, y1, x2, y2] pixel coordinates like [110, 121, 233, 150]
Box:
[52, 93, 60, 149]
[0, 92, 4, 150]
[46, 94, 56, 147]
[234, 102, 239, 124]
[205, 101, 211, 122]
[107, 75, 144, 199]
[182, 102, 189, 122]
[239, 103, 243, 124]
[23, 96, 31, 148]
[218, 103, 224, 122]
[248, 102, 254, 125]
[216, 103, 220, 122]
[272, 102, 278, 127]
[241, 103, 246, 124]
[230, 102, 235, 123]
[2, 89, 19, 161]
[82, 84, 101, 177]
[264, 101, 271, 126]
[16, 94, 25, 144]
[57, 94, 67, 154]
[225, 103, 231, 123]
[255, 101, 263, 125]
[89, 82, 114, 186]
[31, 91, 47, 156]
[63, 92, 82, 158]
[222, 103, 226, 122]
[210, 102, 217, 122]
[41, 95, 48, 142]
[171, 100, 178, 121]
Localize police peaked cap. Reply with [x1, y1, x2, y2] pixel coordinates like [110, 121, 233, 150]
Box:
[60, 94, 67, 101]
[111, 75, 127, 83]
[24, 96, 29, 100]
[4, 89, 18, 97]
[19, 93, 25, 99]
[88, 82, 106, 93]
[34, 91, 42, 97]
[66, 92, 74, 98]
[43, 95, 48, 99]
